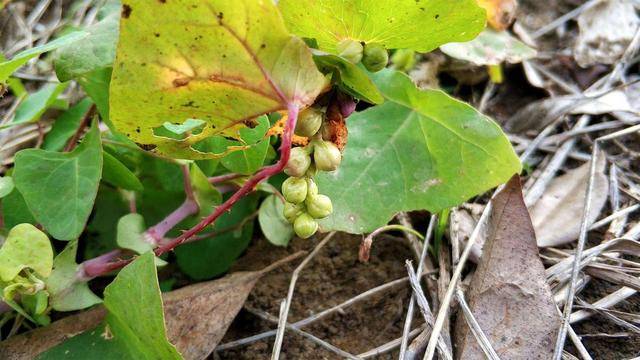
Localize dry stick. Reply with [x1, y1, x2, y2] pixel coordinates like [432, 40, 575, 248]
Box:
[358, 326, 426, 358]
[270, 231, 337, 359]
[455, 288, 500, 360]
[530, 0, 601, 39]
[405, 261, 453, 360]
[399, 215, 436, 359]
[553, 124, 640, 360]
[423, 124, 554, 360]
[246, 306, 361, 360]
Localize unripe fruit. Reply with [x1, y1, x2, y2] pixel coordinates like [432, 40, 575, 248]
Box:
[313, 140, 342, 172]
[362, 43, 389, 72]
[337, 39, 364, 64]
[306, 177, 319, 198]
[283, 202, 305, 223]
[282, 177, 308, 204]
[284, 147, 311, 177]
[306, 194, 333, 219]
[294, 213, 318, 239]
[295, 107, 324, 137]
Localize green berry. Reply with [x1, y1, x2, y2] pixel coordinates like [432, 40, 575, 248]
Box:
[362, 43, 389, 72]
[282, 177, 308, 204]
[306, 177, 319, 198]
[283, 202, 305, 223]
[313, 140, 342, 172]
[295, 107, 324, 137]
[306, 194, 333, 219]
[284, 147, 311, 177]
[294, 213, 318, 239]
[337, 39, 364, 64]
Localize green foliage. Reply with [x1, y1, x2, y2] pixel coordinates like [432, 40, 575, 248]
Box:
[13, 124, 103, 240]
[176, 195, 258, 280]
[38, 253, 182, 359]
[0, 224, 52, 282]
[42, 98, 94, 151]
[1, 82, 68, 130]
[2, 188, 36, 228]
[440, 28, 537, 66]
[190, 164, 222, 214]
[0, 175, 14, 198]
[109, 0, 326, 160]
[317, 70, 521, 233]
[218, 116, 272, 175]
[46, 241, 102, 311]
[313, 54, 383, 104]
[279, 0, 485, 53]
[258, 195, 294, 246]
[102, 151, 144, 191]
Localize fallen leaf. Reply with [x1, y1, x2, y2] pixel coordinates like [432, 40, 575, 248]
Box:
[574, 0, 640, 67]
[476, 0, 518, 31]
[440, 29, 536, 66]
[455, 175, 560, 359]
[0, 253, 303, 360]
[531, 153, 608, 247]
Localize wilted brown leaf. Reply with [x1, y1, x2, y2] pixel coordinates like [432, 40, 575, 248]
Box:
[455, 175, 560, 359]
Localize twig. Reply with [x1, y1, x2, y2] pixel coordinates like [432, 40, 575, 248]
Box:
[358, 325, 426, 358]
[455, 288, 500, 360]
[530, 0, 601, 39]
[360, 224, 424, 262]
[270, 231, 336, 359]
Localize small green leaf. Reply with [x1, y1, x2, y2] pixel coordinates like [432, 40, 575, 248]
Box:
[102, 151, 144, 191]
[110, 0, 326, 159]
[313, 54, 383, 104]
[317, 70, 521, 233]
[46, 240, 102, 311]
[14, 124, 103, 240]
[258, 195, 294, 247]
[0, 224, 53, 281]
[279, 0, 485, 54]
[190, 164, 222, 215]
[219, 116, 271, 175]
[0, 175, 14, 198]
[116, 213, 150, 254]
[176, 195, 258, 280]
[440, 29, 537, 66]
[83, 186, 129, 259]
[38, 253, 182, 360]
[0, 31, 88, 83]
[161, 119, 206, 136]
[79, 67, 113, 126]
[2, 188, 36, 228]
[1, 82, 69, 130]
[42, 98, 94, 151]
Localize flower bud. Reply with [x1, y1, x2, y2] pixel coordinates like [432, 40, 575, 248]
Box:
[306, 194, 333, 219]
[284, 147, 311, 177]
[313, 140, 342, 172]
[282, 177, 308, 204]
[283, 202, 305, 223]
[337, 39, 364, 64]
[306, 177, 319, 198]
[294, 213, 318, 239]
[295, 107, 324, 137]
[362, 43, 389, 73]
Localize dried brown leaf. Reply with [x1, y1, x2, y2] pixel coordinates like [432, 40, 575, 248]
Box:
[455, 175, 560, 359]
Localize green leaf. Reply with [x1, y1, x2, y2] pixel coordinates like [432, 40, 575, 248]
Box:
[42, 98, 94, 151]
[38, 253, 182, 360]
[176, 195, 258, 280]
[46, 240, 102, 311]
[440, 28, 537, 66]
[0, 224, 53, 281]
[79, 67, 113, 126]
[219, 116, 271, 175]
[102, 151, 144, 191]
[14, 124, 103, 240]
[83, 186, 129, 259]
[0, 31, 88, 83]
[0, 175, 14, 198]
[116, 213, 149, 253]
[2, 188, 36, 228]
[0, 82, 69, 130]
[317, 70, 521, 233]
[279, 0, 486, 54]
[190, 164, 222, 215]
[313, 54, 383, 104]
[110, 0, 326, 160]
[258, 195, 294, 247]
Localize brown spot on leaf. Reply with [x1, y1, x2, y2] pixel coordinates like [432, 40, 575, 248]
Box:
[172, 78, 190, 88]
[122, 4, 132, 18]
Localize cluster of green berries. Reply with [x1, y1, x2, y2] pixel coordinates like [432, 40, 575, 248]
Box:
[282, 107, 342, 238]
[336, 39, 389, 72]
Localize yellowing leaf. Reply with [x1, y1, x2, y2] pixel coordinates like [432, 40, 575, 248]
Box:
[0, 224, 53, 282]
[110, 0, 327, 160]
[476, 0, 518, 31]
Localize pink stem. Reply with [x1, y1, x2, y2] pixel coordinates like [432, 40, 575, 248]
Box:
[208, 173, 243, 184]
[79, 250, 123, 279]
[83, 104, 300, 276]
[145, 199, 199, 244]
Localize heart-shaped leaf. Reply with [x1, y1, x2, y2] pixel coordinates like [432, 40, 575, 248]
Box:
[317, 70, 521, 233]
[0, 224, 53, 282]
[279, 0, 486, 54]
[110, 0, 327, 160]
[14, 124, 103, 240]
[258, 194, 294, 247]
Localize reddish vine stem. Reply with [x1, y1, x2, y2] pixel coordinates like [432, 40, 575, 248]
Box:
[81, 104, 300, 277]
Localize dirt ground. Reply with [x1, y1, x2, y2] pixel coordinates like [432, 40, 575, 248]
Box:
[212, 230, 640, 359]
